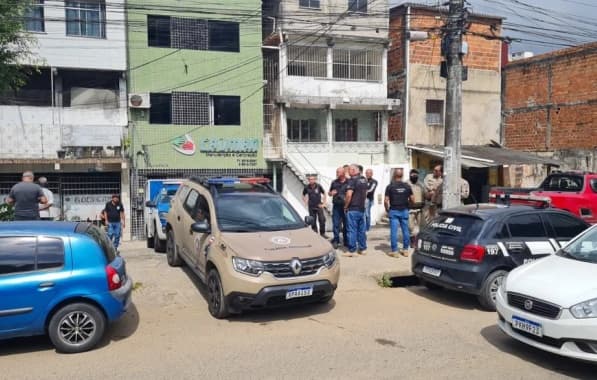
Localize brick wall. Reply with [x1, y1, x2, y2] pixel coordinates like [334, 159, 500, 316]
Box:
[388, 11, 405, 141]
[503, 42, 597, 151]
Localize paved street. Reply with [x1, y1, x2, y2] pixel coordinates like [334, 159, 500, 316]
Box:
[0, 227, 594, 379]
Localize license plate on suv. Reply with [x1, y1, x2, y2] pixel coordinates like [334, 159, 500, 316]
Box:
[422, 266, 441, 277]
[512, 316, 543, 337]
[286, 286, 314, 300]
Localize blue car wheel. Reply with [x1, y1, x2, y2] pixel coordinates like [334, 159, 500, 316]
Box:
[48, 302, 106, 354]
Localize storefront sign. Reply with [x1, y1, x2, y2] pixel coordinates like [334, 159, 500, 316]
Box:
[199, 138, 259, 153]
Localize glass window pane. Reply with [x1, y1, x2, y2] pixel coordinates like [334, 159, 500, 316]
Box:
[37, 237, 65, 270]
[0, 237, 36, 275]
[507, 214, 546, 238]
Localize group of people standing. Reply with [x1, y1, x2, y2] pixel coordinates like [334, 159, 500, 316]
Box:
[303, 163, 469, 258]
[4, 171, 126, 250]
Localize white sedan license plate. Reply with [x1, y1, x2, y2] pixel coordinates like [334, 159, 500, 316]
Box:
[512, 316, 543, 337]
[422, 266, 441, 277]
[285, 286, 314, 300]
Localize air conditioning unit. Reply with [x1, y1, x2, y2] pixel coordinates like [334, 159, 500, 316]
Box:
[128, 93, 150, 108]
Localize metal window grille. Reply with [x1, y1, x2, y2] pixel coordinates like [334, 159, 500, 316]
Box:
[332, 49, 382, 81]
[131, 168, 271, 239]
[426, 99, 444, 126]
[171, 17, 208, 50]
[334, 118, 358, 141]
[287, 119, 322, 142]
[171, 91, 209, 125]
[287, 45, 327, 77]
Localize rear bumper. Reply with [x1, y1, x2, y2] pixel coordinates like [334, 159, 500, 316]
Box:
[103, 275, 133, 321]
[226, 280, 335, 312]
[411, 251, 484, 295]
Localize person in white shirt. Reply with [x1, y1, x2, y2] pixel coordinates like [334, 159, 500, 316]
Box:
[38, 177, 55, 220]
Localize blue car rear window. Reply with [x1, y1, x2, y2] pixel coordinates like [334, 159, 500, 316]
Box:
[76, 223, 116, 262]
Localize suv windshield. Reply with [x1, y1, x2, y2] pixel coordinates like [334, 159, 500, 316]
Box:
[558, 227, 597, 264]
[216, 194, 304, 232]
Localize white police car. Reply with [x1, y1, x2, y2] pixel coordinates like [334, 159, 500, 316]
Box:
[496, 224, 597, 363]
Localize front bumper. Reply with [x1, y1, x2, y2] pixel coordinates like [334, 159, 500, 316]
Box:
[496, 290, 597, 363]
[226, 280, 336, 312]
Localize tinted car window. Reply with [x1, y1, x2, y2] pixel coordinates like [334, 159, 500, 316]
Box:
[80, 224, 117, 262]
[426, 214, 484, 241]
[0, 237, 36, 275]
[546, 213, 588, 239]
[37, 237, 65, 270]
[591, 179, 597, 193]
[507, 214, 546, 238]
[540, 175, 583, 192]
[494, 223, 510, 239]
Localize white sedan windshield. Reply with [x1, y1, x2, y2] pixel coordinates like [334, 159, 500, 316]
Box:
[560, 227, 597, 264]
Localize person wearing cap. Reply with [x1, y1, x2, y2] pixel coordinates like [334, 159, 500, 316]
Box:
[38, 177, 54, 221]
[407, 169, 427, 244]
[6, 171, 48, 221]
[102, 194, 125, 249]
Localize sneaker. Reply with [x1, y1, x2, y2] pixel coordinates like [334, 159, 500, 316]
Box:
[400, 249, 409, 257]
[358, 249, 367, 255]
[342, 252, 355, 258]
[386, 251, 399, 258]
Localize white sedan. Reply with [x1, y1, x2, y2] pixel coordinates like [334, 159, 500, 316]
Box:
[496, 225, 597, 363]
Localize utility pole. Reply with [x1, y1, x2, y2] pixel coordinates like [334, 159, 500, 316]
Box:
[442, 0, 465, 209]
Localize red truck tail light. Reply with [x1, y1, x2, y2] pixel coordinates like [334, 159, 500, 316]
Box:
[461, 244, 486, 263]
[106, 265, 122, 291]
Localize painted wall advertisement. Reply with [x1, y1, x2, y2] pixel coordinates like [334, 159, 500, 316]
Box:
[62, 194, 111, 222]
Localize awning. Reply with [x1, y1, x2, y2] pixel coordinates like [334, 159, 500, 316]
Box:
[407, 144, 560, 168]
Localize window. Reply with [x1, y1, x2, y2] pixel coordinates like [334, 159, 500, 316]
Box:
[24, 0, 45, 32]
[299, 0, 320, 8]
[540, 175, 583, 192]
[172, 91, 209, 125]
[65, 1, 106, 38]
[287, 45, 327, 77]
[507, 214, 547, 238]
[148, 15, 171, 47]
[426, 100, 444, 126]
[332, 49, 382, 81]
[287, 119, 321, 142]
[80, 224, 117, 261]
[0, 237, 36, 275]
[37, 237, 65, 270]
[149, 93, 172, 124]
[184, 190, 199, 216]
[194, 195, 211, 223]
[546, 213, 588, 239]
[591, 179, 597, 193]
[348, 0, 367, 13]
[335, 118, 358, 142]
[208, 21, 239, 52]
[494, 223, 510, 239]
[212, 96, 241, 125]
[177, 186, 191, 203]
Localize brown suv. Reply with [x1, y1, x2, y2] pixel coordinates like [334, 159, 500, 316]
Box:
[165, 177, 340, 318]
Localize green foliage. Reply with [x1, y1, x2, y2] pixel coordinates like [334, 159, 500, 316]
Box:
[0, 0, 36, 91]
[377, 273, 393, 288]
[0, 203, 14, 221]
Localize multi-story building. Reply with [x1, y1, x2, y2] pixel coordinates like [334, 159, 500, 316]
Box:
[127, 0, 266, 238]
[0, 0, 128, 224]
[262, 0, 400, 224]
[503, 42, 597, 178]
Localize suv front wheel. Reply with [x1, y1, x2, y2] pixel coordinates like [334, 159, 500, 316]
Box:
[166, 230, 182, 267]
[207, 268, 229, 319]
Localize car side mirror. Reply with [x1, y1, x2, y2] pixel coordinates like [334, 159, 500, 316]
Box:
[145, 201, 156, 208]
[191, 221, 210, 234]
[304, 216, 314, 225]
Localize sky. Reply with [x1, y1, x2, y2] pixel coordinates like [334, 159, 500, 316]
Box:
[390, 0, 597, 55]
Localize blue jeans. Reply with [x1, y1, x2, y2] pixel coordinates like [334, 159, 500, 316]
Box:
[389, 209, 409, 252]
[365, 199, 374, 231]
[346, 210, 367, 252]
[332, 205, 347, 244]
[107, 222, 122, 249]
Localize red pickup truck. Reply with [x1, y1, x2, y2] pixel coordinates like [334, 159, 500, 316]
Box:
[489, 171, 597, 224]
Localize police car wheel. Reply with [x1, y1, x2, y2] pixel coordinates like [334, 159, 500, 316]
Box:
[477, 270, 508, 311]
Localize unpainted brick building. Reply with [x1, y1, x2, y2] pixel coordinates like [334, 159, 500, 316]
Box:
[502, 42, 597, 171]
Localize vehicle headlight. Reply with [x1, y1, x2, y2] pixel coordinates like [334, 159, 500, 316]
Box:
[232, 257, 264, 276]
[570, 298, 597, 319]
[323, 250, 337, 268]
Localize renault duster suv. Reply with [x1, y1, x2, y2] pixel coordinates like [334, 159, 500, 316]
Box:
[165, 177, 339, 318]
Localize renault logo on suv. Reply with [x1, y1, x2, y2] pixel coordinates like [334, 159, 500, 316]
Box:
[290, 259, 302, 275]
[524, 299, 534, 311]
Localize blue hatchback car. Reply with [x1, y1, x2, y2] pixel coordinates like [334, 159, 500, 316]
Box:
[0, 222, 132, 353]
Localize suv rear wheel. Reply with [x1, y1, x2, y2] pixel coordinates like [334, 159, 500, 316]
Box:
[207, 268, 229, 319]
[48, 303, 106, 353]
[478, 270, 508, 311]
[166, 230, 182, 267]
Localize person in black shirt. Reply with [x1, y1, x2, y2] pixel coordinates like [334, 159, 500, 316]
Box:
[384, 169, 414, 257]
[343, 164, 369, 256]
[102, 194, 125, 249]
[328, 167, 348, 249]
[365, 168, 378, 232]
[302, 175, 327, 237]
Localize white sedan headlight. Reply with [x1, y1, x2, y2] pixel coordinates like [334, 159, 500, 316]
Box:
[570, 298, 597, 319]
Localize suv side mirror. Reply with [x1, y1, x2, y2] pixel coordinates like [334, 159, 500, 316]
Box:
[145, 201, 156, 208]
[304, 216, 314, 226]
[191, 221, 210, 234]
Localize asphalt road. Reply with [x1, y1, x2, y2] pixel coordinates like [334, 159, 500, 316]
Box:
[1, 233, 595, 379]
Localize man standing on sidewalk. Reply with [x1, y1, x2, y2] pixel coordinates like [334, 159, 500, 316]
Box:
[365, 168, 378, 232]
[329, 167, 348, 249]
[38, 177, 54, 221]
[385, 169, 414, 257]
[343, 164, 368, 257]
[303, 175, 327, 237]
[423, 164, 443, 224]
[102, 194, 125, 250]
[6, 171, 48, 221]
